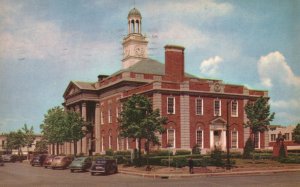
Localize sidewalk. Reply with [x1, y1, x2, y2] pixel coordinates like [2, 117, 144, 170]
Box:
[118, 165, 300, 179]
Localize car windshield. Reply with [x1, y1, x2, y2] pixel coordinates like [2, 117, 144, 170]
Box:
[96, 160, 106, 164]
[74, 158, 84, 161]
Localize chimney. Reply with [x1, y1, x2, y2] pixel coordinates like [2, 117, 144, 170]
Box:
[164, 45, 185, 82]
[98, 75, 109, 82]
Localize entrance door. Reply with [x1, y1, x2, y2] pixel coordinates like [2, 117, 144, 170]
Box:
[214, 130, 221, 148]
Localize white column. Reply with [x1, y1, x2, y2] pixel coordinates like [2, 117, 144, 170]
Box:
[210, 130, 214, 149]
[180, 94, 190, 149]
[95, 102, 101, 154]
[222, 130, 226, 151]
[81, 102, 87, 155]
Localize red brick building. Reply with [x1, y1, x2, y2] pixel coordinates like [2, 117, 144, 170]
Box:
[55, 8, 269, 155]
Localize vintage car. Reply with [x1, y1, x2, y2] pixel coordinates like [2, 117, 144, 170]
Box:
[31, 154, 47, 166]
[69, 157, 92, 172]
[51, 156, 72, 169]
[90, 158, 118, 175]
[0, 156, 4, 166]
[43, 155, 56, 168]
[2, 154, 16, 162]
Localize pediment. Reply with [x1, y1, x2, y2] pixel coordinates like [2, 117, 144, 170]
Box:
[63, 82, 81, 98]
[210, 117, 227, 125]
[210, 117, 227, 130]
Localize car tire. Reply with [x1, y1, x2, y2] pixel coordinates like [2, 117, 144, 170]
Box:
[91, 172, 94, 176]
[70, 169, 74, 173]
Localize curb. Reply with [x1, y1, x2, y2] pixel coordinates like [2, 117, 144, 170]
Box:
[118, 168, 300, 179]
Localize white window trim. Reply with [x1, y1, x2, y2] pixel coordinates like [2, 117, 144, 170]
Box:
[195, 98, 203, 115]
[108, 106, 112, 124]
[270, 134, 276, 142]
[231, 130, 238, 149]
[231, 100, 238, 117]
[167, 97, 175, 114]
[109, 134, 112, 149]
[196, 129, 204, 149]
[167, 129, 176, 148]
[214, 99, 221, 116]
[101, 136, 104, 152]
[126, 138, 129, 150]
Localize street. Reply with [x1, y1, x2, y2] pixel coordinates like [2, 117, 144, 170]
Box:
[0, 162, 300, 187]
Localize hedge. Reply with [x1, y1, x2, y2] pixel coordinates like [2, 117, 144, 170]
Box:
[175, 150, 191, 156]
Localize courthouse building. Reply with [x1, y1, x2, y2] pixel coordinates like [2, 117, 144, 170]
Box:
[55, 8, 269, 155]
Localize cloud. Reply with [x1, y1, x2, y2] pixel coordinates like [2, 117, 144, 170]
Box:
[257, 51, 300, 125]
[156, 22, 209, 49]
[143, 0, 233, 19]
[258, 51, 300, 88]
[200, 56, 223, 76]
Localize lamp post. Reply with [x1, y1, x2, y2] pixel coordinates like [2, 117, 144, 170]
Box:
[226, 100, 231, 170]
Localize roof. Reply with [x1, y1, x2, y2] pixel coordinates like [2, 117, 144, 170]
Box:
[72, 81, 95, 90]
[112, 58, 197, 78]
[128, 8, 142, 18]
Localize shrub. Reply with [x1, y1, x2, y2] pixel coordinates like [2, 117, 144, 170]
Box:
[114, 151, 131, 156]
[78, 152, 85, 157]
[148, 156, 170, 165]
[105, 149, 114, 156]
[278, 157, 300, 164]
[230, 152, 242, 159]
[243, 137, 254, 159]
[175, 150, 191, 156]
[210, 147, 225, 167]
[279, 144, 287, 159]
[149, 150, 172, 157]
[192, 144, 201, 154]
[171, 156, 187, 168]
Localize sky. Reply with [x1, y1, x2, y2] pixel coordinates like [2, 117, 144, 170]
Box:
[0, 0, 299, 133]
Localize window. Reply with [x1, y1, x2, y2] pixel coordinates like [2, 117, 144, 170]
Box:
[196, 98, 203, 115]
[167, 97, 175, 114]
[231, 100, 238, 117]
[196, 130, 203, 148]
[101, 136, 104, 152]
[284, 133, 290, 141]
[109, 134, 112, 149]
[214, 100, 221, 116]
[292, 133, 295, 141]
[254, 132, 260, 149]
[100, 110, 104, 125]
[167, 129, 175, 148]
[271, 134, 276, 142]
[108, 106, 112, 124]
[231, 131, 238, 148]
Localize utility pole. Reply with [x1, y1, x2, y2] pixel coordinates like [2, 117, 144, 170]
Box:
[226, 100, 231, 170]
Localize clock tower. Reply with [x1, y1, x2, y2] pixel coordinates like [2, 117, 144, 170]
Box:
[122, 8, 148, 69]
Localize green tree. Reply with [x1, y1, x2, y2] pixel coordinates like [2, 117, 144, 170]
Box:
[64, 110, 85, 156]
[34, 139, 49, 154]
[119, 94, 167, 166]
[40, 106, 67, 155]
[5, 130, 26, 156]
[22, 124, 35, 159]
[292, 123, 300, 143]
[245, 97, 275, 150]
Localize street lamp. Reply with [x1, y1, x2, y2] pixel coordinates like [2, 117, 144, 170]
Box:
[226, 100, 232, 170]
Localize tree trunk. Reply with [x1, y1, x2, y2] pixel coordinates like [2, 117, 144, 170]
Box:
[74, 140, 77, 157]
[52, 144, 55, 155]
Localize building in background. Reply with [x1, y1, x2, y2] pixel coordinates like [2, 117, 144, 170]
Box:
[268, 125, 300, 150]
[58, 8, 269, 156]
[0, 134, 44, 155]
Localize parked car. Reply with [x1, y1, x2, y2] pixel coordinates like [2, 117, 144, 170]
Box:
[43, 155, 56, 168]
[0, 156, 4, 166]
[90, 158, 118, 175]
[51, 156, 72, 169]
[30, 154, 47, 166]
[69, 157, 92, 173]
[2, 154, 16, 162]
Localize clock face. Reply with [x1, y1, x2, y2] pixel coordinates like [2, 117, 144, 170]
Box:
[214, 82, 221, 92]
[135, 47, 144, 56]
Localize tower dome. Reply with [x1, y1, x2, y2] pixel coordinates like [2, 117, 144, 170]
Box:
[128, 8, 142, 18]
